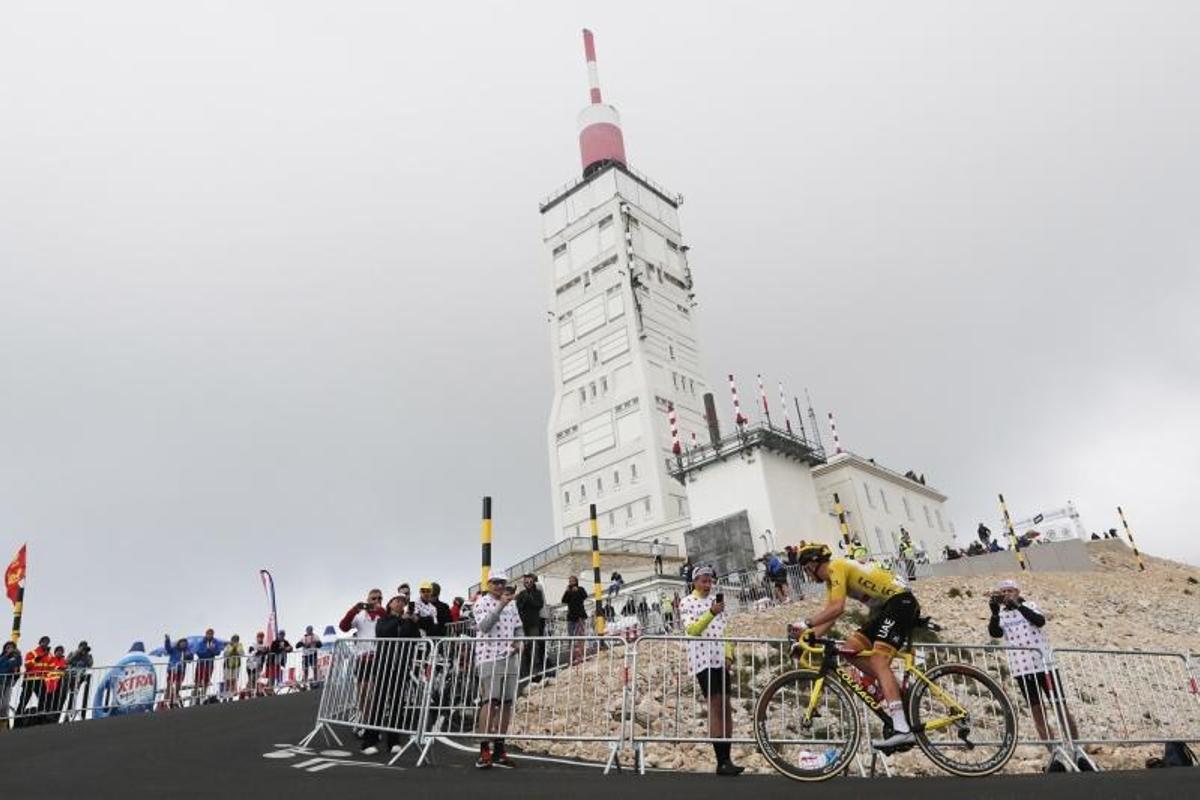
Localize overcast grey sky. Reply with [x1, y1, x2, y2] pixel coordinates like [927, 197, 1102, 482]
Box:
[2, 1, 1197, 664]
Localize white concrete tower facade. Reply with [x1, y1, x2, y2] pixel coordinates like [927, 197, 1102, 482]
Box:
[542, 30, 709, 550]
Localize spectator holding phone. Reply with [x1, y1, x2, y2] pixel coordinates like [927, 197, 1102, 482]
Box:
[471, 573, 522, 769]
[340, 589, 386, 751]
[680, 565, 743, 776]
[987, 579, 1087, 771]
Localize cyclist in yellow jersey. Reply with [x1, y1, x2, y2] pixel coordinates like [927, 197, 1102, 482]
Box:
[789, 543, 921, 749]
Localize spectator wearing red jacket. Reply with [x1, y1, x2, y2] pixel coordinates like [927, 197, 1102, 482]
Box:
[14, 636, 52, 728]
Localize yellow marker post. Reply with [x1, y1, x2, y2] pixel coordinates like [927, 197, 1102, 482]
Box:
[1117, 506, 1146, 572]
[832, 492, 852, 550]
[590, 504, 606, 635]
[998, 493, 1028, 571]
[480, 496, 493, 588]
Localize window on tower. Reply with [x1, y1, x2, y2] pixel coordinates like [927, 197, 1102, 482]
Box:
[596, 477, 603, 495]
[564, 490, 570, 506]
[613, 470, 620, 486]
[599, 216, 615, 251]
[630, 463, 639, 482]
[553, 244, 569, 278]
[580, 484, 587, 499]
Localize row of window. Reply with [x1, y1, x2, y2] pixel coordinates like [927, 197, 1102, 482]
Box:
[861, 481, 946, 533]
[563, 463, 640, 507]
[567, 495, 654, 536]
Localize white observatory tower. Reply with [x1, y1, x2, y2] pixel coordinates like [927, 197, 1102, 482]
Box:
[542, 30, 710, 550]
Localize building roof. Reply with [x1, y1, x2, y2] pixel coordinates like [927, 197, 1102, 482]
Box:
[811, 451, 948, 502]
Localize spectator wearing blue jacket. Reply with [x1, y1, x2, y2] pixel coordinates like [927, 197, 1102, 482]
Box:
[193, 629, 222, 703]
[0, 641, 21, 730]
[763, 553, 789, 604]
[162, 635, 193, 709]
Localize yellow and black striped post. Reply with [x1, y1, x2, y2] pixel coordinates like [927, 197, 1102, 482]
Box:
[480, 496, 493, 588]
[998, 493, 1028, 571]
[10, 583, 23, 644]
[590, 503, 606, 635]
[832, 492, 852, 550]
[1117, 506, 1146, 572]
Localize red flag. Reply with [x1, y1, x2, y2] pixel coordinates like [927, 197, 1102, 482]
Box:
[5, 544, 26, 605]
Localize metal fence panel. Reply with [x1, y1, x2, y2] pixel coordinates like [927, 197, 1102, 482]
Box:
[1054, 647, 1200, 746]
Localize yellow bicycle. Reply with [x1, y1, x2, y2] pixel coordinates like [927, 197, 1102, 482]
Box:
[754, 636, 1017, 781]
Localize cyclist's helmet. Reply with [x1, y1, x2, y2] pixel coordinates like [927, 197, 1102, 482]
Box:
[795, 542, 833, 566]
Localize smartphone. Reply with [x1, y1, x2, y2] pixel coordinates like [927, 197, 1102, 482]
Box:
[715, 592, 724, 603]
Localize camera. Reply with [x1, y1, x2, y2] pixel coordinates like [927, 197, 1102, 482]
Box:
[715, 592, 724, 604]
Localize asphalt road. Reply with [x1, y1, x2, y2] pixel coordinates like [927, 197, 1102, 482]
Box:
[2, 692, 1193, 799]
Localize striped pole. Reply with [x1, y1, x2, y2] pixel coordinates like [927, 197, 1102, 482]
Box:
[832, 492, 852, 550]
[998, 493, 1028, 571]
[668, 402, 682, 463]
[10, 584, 23, 644]
[728, 374, 748, 428]
[1116, 506, 1146, 572]
[480, 496, 493, 588]
[779, 382, 793, 435]
[757, 373, 771, 427]
[590, 503, 606, 634]
[827, 411, 843, 454]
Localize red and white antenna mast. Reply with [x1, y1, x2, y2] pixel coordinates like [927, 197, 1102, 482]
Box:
[578, 29, 628, 177]
[827, 410, 844, 455]
[779, 381, 793, 435]
[729, 374, 749, 429]
[757, 373, 771, 427]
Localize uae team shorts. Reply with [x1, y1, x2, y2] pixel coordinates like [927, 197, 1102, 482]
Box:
[477, 653, 520, 704]
[859, 592, 920, 651]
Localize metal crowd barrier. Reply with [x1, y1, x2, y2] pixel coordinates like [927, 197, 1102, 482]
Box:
[1054, 647, 1200, 747]
[628, 635, 794, 772]
[302, 638, 432, 762]
[1, 651, 329, 730]
[419, 635, 629, 771]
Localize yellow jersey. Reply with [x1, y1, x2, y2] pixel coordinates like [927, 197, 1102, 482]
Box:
[826, 558, 909, 606]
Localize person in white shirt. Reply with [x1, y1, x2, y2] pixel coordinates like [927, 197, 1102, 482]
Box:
[471, 573, 522, 769]
[987, 578, 1087, 771]
[338, 588, 386, 753]
[679, 565, 744, 776]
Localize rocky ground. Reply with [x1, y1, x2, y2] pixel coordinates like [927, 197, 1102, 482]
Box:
[510, 541, 1200, 775]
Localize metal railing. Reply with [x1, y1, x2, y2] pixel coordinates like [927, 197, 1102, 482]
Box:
[299, 634, 1200, 776]
[1, 651, 329, 729]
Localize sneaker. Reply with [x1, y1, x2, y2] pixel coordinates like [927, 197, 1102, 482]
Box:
[361, 745, 379, 756]
[475, 744, 492, 769]
[492, 751, 516, 769]
[716, 761, 745, 776]
[874, 730, 916, 750]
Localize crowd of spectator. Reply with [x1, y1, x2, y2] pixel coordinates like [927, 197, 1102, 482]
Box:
[0, 622, 335, 731]
[0, 636, 92, 730]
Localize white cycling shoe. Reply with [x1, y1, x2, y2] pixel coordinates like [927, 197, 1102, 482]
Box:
[874, 730, 916, 749]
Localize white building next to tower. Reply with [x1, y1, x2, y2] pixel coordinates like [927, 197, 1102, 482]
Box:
[541, 30, 709, 552]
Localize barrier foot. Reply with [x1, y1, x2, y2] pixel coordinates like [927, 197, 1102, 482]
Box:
[387, 734, 420, 766]
[636, 742, 646, 775]
[298, 721, 343, 750]
[603, 742, 621, 775]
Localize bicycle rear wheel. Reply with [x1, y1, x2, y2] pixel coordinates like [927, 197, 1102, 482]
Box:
[907, 662, 1017, 776]
[754, 669, 860, 782]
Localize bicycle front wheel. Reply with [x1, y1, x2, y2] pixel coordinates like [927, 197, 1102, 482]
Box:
[753, 669, 861, 782]
[907, 662, 1017, 777]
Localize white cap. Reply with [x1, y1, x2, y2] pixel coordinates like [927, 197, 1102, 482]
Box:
[997, 579, 1019, 591]
[487, 572, 509, 583]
